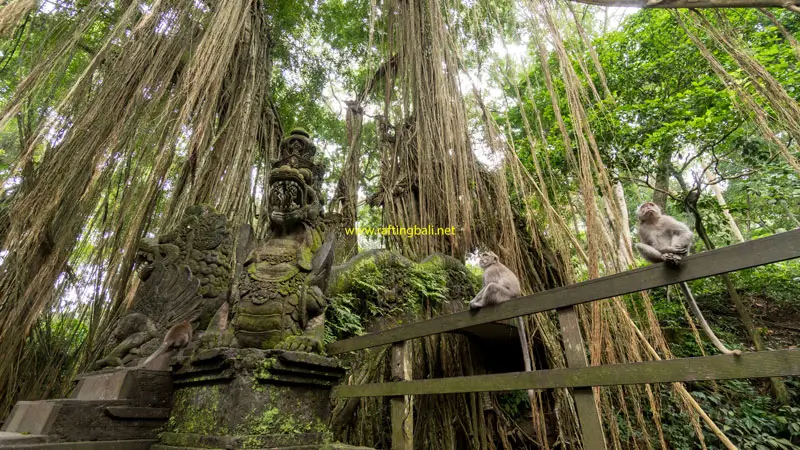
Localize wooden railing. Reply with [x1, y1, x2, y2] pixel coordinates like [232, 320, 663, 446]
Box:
[327, 229, 800, 450]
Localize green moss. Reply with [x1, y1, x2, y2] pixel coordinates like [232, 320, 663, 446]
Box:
[326, 251, 479, 343]
[168, 384, 224, 435]
[298, 245, 314, 270]
[254, 357, 278, 380]
[289, 127, 309, 137]
[252, 407, 281, 434]
[237, 406, 330, 444]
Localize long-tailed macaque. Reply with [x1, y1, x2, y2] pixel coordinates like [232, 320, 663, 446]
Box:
[635, 202, 741, 356]
[469, 251, 536, 416]
[469, 251, 521, 309]
[138, 320, 193, 368]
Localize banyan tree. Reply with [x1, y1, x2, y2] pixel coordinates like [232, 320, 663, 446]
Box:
[0, 0, 797, 447]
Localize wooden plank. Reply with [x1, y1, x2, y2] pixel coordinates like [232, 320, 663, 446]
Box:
[390, 342, 413, 450]
[331, 349, 800, 398]
[558, 307, 607, 450]
[328, 229, 800, 355]
[569, 0, 798, 10]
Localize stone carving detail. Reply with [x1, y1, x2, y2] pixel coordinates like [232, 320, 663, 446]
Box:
[233, 129, 335, 353]
[94, 205, 233, 368]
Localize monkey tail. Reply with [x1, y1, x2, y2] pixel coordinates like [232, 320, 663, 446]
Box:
[678, 282, 742, 356]
[138, 341, 170, 368]
[515, 317, 537, 401]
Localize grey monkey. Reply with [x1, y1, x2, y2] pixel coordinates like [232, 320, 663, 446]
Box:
[635, 202, 741, 356]
[138, 320, 193, 368]
[635, 202, 693, 265]
[469, 251, 521, 309]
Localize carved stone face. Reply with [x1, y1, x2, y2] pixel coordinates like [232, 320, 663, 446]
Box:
[268, 166, 320, 228]
[267, 130, 323, 230]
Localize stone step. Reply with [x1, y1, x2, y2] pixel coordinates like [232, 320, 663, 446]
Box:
[0, 431, 52, 445]
[152, 444, 376, 450]
[159, 431, 325, 448]
[1, 400, 166, 442]
[72, 369, 173, 407]
[0, 439, 156, 449]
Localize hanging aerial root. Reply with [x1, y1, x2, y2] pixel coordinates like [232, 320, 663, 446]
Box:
[0, 0, 35, 37]
[678, 282, 742, 356]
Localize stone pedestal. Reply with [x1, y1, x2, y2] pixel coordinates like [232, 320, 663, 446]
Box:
[0, 368, 172, 449]
[153, 347, 349, 450]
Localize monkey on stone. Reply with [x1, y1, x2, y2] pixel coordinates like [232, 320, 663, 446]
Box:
[469, 251, 521, 309]
[635, 202, 741, 356]
[138, 320, 193, 368]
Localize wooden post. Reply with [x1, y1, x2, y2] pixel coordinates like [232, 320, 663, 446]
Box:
[557, 306, 607, 450]
[391, 341, 413, 450]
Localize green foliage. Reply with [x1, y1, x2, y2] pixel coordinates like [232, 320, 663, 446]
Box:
[324, 293, 365, 345]
[646, 261, 800, 359]
[683, 260, 800, 316]
[733, 261, 800, 314]
[408, 260, 449, 309]
[660, 379, 800, 449]
[324, 252, 478, 343]
[496, 390, 529, 420]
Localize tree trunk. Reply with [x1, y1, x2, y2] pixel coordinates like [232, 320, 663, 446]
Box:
[613, 181, 634, 263]
[652, 147, 672, 211]
[332, 101, 364, 264]
[705, 173, 745, 243]
[781, 200, 800, 228]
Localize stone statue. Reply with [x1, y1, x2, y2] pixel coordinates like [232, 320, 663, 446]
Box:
[156, 130, 348, 450]
[233, 128, 336, 353]
[67, 130, 361, 450]
[94, 205, 233, 368]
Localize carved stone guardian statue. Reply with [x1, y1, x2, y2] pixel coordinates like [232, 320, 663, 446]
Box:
[233, 128, 335, 353]
[94, 204, 234, 369]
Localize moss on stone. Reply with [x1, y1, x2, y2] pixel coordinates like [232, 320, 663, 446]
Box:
[254, 357, 277, 380]
[168, 384, 224, 435]
[326, 251, 480, 342]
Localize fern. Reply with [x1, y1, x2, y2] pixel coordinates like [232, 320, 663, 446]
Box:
[324, 294, 365, 344]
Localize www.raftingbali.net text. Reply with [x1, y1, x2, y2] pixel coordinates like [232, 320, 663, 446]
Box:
[344, 225, 456, 237]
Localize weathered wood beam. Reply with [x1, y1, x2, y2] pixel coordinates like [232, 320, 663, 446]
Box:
[566, 0, 800, 10]
[331, 349, 800, 398]
[390, 342, 413, 450]
[558, 307, 607, 450]
[327, 229, 800, 355]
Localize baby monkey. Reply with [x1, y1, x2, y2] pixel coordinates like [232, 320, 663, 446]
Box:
[138, 320, 193, 368]
[635, 202, 741, 356]
[469, 251, 521, 309]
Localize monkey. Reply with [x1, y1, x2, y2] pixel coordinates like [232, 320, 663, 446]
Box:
[468, 251, 537, 418]
[469, 251, 521, 310]
[634, 202, 693, 266]
[635, 202, 741, 356]
[138, 320, 193, 368]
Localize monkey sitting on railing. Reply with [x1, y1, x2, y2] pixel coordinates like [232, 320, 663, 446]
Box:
[634, 202, 741, 356]
[468, 251, 521, 310]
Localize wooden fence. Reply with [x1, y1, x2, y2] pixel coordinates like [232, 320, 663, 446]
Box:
[326, 229, 800, 450]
